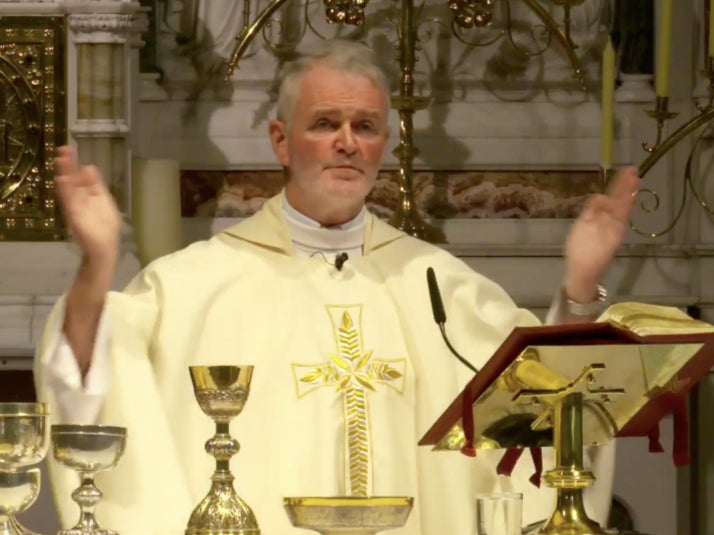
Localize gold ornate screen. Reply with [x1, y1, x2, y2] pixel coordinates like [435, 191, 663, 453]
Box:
[0, 16, 65, 240]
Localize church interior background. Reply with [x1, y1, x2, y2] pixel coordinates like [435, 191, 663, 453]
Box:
[1, 0, 713, 533]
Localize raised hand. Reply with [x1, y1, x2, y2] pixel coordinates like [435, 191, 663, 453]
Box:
[564, 166, 640, 303]
[55, 146, 123, 374]
[54, 145, 122, 269]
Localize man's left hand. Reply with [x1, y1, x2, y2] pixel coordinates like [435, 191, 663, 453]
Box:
[564, 166, 640, 303]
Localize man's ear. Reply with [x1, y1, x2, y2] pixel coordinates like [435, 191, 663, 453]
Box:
[269, 120, 290, 167]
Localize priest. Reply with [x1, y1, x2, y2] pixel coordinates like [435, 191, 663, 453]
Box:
[35, 40, 639, 535]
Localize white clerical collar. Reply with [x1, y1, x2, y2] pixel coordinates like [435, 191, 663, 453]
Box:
[282, 191, 366, 230]
[281, 191, 365, 255]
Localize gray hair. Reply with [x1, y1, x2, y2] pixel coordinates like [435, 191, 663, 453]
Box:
[275, 40, 390, 127]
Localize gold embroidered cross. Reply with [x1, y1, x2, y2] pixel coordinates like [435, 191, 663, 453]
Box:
[292, 305, 406, 497]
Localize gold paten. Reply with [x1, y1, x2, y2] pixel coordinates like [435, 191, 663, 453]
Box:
[283, 496, 414, 535]
[432, 303, 713, 535]
[293, 306, 406, 497]
[0, 17, 66, 240]
[187, 366, 260, 535]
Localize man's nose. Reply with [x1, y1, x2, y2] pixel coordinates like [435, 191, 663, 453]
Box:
[335, 125, 357, 154]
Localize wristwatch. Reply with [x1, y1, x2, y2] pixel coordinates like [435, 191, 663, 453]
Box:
[565, 284, 608, 316]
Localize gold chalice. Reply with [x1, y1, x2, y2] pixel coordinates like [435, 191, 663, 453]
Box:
[0, 402, 49, 535]
[186, 365, 259, 535]
[283, 497, 414, 535]
[51, 424, 127, 535]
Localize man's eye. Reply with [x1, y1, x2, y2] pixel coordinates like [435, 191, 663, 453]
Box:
[313, 119, 335, 129]
[356, 121, 376, 132]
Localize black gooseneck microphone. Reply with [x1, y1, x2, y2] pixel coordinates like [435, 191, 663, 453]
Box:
[426, 267, 479, 374]
[335, 252, 349, 271]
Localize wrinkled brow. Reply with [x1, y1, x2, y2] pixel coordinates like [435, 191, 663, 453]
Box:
[310, 108, 384, 121]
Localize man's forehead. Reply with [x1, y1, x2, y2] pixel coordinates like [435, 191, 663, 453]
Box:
[287, 64, 389, 123]
[307, 106, 384, 119]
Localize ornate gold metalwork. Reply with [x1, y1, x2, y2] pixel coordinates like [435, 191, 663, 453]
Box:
[425, 304, 714, 535]
[641, 96, 680, 153]
[187, 365, 260, 535]
[520, 0, 586, 90]
[449, 0, 495, 29]
[226, 0, 293, 78]
[324, 0, 369, 25]
[293, 306, 406, 497]
[0, 17, 66, 241]
[631, 56, 714, 237]
[633, 108, 714, 237]
[432, 302, 711, 453]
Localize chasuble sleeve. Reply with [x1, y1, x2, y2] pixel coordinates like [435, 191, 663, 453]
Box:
[35, 263, 194, 535]
[34, 295, 111, 425]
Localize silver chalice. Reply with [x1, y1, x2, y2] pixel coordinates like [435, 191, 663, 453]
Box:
[51, 424, 126, 535]
[0, 402, 49, 535]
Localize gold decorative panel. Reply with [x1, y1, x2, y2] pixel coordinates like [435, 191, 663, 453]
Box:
[0, 17, 65, 240]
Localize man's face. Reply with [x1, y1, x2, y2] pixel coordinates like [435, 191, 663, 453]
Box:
[269, 63, 389, 226]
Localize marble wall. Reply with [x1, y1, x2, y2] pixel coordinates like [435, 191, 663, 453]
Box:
[180, 169, 599, 219]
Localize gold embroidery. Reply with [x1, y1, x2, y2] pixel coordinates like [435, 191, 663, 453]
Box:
[292, 306, 406, 497]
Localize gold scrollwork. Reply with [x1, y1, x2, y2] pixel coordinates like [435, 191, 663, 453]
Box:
[449, 0, 495, 29]
[324, 0, 370, 25]
[0, 17, 66, 241]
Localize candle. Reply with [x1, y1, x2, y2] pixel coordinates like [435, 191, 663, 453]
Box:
[131, 158, 183, 267]
[709, 0, 714, 57]
[655, 0, 673, 96]
[601, 38, 616, 169]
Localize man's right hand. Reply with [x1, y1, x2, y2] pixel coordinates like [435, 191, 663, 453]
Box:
[55, 145, 122, 376]
[55, 145, 122, 267]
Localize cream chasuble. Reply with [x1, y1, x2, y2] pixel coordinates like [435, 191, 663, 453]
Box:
[35, 194, 615, 535]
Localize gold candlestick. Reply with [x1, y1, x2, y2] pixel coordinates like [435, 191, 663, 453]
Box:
[642, 96, 680, 153]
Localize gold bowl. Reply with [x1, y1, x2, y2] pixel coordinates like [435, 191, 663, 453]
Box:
[189, 365, 253, 422]
[51, 425, 126, 473]
[0, 403, 49, 469]
[283, 497, 414, 535]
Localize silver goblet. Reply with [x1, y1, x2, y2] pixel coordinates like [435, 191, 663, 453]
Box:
[51, 425, 127, 535]
[0, 402, 49, 535]
[0, 469, 40, 535]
